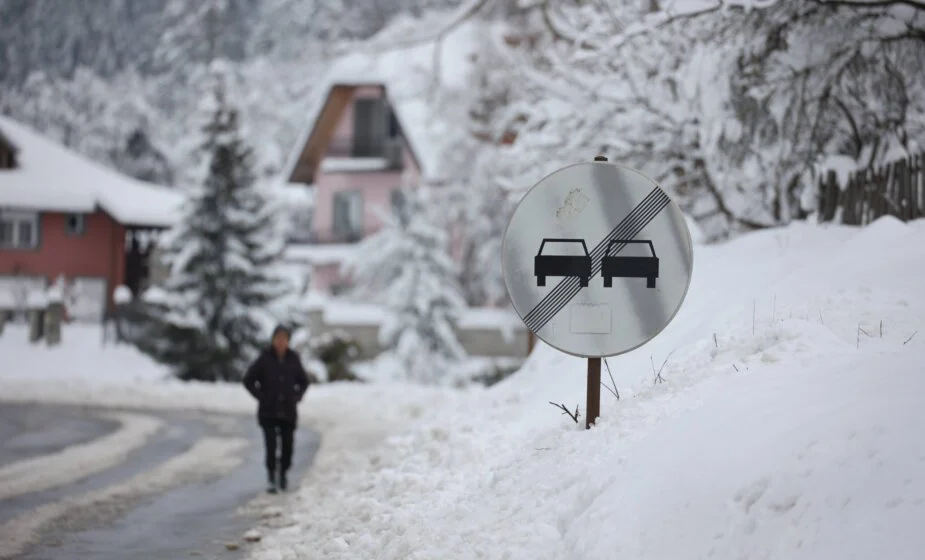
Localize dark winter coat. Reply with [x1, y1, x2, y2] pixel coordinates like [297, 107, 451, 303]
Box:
[242, 348, 311, 423]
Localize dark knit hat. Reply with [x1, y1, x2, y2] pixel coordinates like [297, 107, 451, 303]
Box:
[271, 324, 291, 339]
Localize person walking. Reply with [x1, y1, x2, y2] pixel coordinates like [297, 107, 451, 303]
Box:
[242, 325, 312, 493]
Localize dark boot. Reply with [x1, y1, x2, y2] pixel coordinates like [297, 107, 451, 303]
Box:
[278, 470, 288, 491]
[267, 469, 278, 494]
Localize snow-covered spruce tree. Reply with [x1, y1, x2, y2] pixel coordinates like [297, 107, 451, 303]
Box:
[135, 64, 289, 382]
[344, 187, 467, 383]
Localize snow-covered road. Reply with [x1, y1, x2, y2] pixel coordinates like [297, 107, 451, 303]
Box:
[0, 403, 320, 560]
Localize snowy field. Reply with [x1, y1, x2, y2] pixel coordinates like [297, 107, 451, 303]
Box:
[1, 217, 924, 559]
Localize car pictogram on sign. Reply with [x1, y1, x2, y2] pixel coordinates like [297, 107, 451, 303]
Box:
[535, 238, 592, 287]
[601, 239, 659, 288]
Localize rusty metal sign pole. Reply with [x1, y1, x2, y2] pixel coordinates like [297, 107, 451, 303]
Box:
[584, 155, 609, 429]
[586, 356, 601, 429]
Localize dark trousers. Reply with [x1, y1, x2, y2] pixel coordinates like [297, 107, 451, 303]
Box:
[259, 417, 295, 474]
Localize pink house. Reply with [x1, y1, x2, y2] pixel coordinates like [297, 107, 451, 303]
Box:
[283, 82, 434, 294]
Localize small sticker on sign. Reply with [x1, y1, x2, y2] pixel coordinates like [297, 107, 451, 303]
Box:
[570, 303, 612, 334]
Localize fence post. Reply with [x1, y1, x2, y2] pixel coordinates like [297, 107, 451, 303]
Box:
[912, 154, 925, 218]
[823, 170, 839, 222]
[843, 176, 855, 225]
[28, 308, 45, 343]
[45, 299, 64, 347]
[822, 152, 924, 226]
[902, 158, 913, 221]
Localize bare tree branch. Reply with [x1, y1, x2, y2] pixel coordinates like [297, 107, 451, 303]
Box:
[549, 401, 580, 423]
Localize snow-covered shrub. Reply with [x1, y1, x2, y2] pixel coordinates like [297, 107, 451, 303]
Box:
[306, 330, 364, 383]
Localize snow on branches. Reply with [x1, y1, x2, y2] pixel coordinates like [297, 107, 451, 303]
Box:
[344, 186, 467, 383]
[416, 0, 925, 239]
[135, 62, 292, 382]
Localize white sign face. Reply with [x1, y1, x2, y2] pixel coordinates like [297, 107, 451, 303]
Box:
[501, 161, 694, 358]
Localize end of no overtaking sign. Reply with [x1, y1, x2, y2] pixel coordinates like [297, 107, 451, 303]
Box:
[502, 159, 694, 361]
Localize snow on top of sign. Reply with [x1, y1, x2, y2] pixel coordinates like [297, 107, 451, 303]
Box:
[280, 18, 479, 184]
[0, 115, 183, 228]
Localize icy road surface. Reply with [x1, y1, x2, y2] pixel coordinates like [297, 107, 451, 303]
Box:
[0, 403, 319, 560]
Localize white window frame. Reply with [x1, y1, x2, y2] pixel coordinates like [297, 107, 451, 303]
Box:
[0, 209, 39, 250]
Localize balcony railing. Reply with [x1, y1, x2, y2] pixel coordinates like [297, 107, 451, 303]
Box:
[307, 228, 369, 245]
[325, 136, 404, 166]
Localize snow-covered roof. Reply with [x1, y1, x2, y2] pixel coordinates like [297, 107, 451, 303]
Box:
[0, 116, 183, 228]
[281, 22, 479, 186]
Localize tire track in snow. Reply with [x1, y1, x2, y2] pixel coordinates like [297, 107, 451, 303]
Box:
[0, 411, 163, 501]
[0, 436, 248, 560]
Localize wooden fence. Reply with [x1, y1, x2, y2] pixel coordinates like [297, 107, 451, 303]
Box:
[817, 153, 925, 225]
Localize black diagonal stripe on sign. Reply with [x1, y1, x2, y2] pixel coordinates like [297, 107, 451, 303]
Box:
[523, 190, 666, 329]
[523, 193, 666, 330]
[524, 190, 670, 332]
[524, 188, 671, 333]
[524, 193, 669, 332]
[523, 188, 665, 328]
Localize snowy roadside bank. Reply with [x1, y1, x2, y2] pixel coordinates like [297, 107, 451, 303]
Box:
[244, 218, 925, 560]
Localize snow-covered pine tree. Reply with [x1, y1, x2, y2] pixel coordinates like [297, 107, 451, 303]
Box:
[345, 187, 467, 383]
[135, 62, 289, 382]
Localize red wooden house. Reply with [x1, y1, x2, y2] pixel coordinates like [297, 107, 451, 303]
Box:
[0, 116, 183, 321]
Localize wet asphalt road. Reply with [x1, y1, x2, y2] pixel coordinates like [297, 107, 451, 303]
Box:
[0, 403, 319, 560]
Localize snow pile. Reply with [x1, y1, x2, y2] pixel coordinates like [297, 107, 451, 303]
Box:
[247, 217, 925, 560]
[0, 323, 252, 413]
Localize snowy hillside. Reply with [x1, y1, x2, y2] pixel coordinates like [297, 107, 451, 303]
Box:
[0, 0, 464, 186]
[240, 216, 925, 559]
[4, 1, 923, 240]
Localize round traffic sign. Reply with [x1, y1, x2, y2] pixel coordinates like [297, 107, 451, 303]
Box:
[501, 161, 694, 358]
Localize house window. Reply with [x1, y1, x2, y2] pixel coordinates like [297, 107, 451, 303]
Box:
[0, 209, 39, 249]
[390, 189, 408, 221]
[65, 213, 86, 236]
[388, 110, 400, 139]
[330, 282, 351, 296]
[352, 98, 389, 157]
[332, 190, 363, 241]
